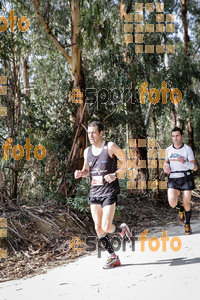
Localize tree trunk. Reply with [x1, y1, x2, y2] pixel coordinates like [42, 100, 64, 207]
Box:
[33, 0, 87, 197]
[180, 0, 194, 150]
[11, 34, 21, 136]
[70, 0, 86, 171]
[23, 57, 31, 98]
[118, 1, 148, 185]
[187, 115, 195, 152]
[152, 107, 159, 202]
[10, 34, 21, 200]
[180, 0, 190, 54]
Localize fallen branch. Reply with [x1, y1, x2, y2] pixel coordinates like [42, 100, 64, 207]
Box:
[22, 208, 60, 231]
[7, 225, 30, 245]
[70, 210, 86, 228]
[65, 212, 87, 233]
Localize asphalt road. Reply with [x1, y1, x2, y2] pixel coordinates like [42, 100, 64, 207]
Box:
[0, 219, 200, 300]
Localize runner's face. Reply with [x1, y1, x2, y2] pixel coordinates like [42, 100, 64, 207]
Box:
[88, 126, 103, 145]
[172, 131, 183, 146]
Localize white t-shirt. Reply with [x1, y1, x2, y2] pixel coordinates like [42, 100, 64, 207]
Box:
[166, 144, 195, 178]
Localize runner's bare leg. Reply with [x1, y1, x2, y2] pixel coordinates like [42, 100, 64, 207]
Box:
[168, 188, 180, 208]
[101, 202, 116, 233]
[182, 190, 192, 211]
[90, 204, 104, 236]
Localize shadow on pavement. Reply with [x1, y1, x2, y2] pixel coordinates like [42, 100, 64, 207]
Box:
[145, 223, 200, 238]
[119, 257, 200, 268]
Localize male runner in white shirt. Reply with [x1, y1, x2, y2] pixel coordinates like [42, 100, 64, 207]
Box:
[163, 127, 197, 234]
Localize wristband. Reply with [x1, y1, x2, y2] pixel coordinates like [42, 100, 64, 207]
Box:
[184, 161, 194, 170]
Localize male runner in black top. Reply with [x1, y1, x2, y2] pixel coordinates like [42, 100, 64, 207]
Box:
[163, 127, 198, 234]
[74, 121, 133, 269]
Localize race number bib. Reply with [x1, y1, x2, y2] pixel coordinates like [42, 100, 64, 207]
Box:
[92, 176, 103, 186]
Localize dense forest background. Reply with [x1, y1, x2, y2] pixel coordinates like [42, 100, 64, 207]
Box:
[0, 0, 200, 210]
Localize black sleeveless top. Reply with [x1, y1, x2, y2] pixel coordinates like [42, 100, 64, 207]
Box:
[87, 141, 120, 198]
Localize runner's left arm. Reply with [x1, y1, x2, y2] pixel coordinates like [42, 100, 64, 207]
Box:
[176, 146, 198, 171]
[189, 160, 198, 171]
[104, 142, 128, 183]
[176, 157, 198, 171]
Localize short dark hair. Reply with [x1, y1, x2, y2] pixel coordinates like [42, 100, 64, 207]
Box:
[88, 121, 104, 133]
[171, 127, 183, 135]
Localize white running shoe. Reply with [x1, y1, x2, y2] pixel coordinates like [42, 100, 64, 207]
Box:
[119, 223, 134, 242]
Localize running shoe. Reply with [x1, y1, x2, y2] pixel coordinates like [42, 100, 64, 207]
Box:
[119, 223, 134, 242]
[178, 207, 185, 223]
[103, 255, 121, 269]
[185, 224, 192, 235]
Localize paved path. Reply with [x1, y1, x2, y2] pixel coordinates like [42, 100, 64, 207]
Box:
[1, 220, 200, 300]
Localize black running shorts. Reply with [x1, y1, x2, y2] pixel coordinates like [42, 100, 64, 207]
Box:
[168, 174, 195, 191]
[88, 195, 118, 207]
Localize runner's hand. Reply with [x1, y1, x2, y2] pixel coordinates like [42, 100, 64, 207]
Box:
[163, 167, 170, 175]
[104, 174, 116, 183]
[74, 170, 82, 179]
[176, 156, 185, 164]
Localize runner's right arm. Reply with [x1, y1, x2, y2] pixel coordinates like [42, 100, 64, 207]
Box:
[163, 149, 170, 175]
[74, 148, 89, 179]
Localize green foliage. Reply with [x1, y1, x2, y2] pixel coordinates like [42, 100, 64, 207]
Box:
[66, 179, 90, 214]
[67, 196, 89, 214]
[0, 0, 199, 207]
